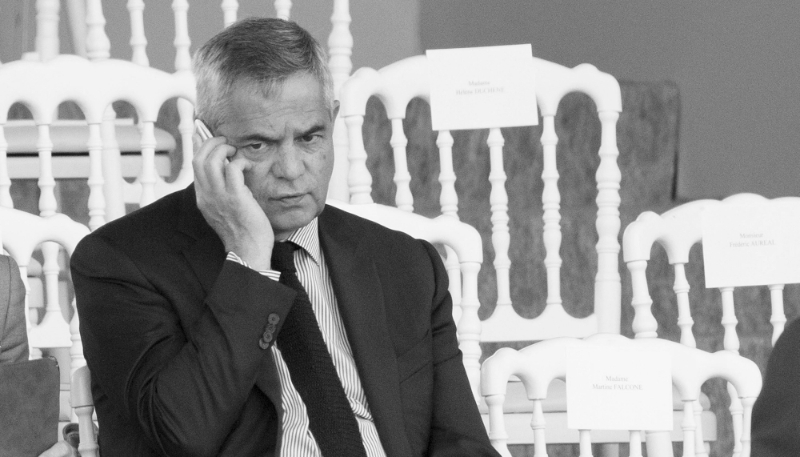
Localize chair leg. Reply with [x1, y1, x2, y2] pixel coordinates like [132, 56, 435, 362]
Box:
[728, 383, 744, 457]
[693, 399, 708, 457]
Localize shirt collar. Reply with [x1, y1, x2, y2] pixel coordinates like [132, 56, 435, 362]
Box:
[286, 218, 321, 266]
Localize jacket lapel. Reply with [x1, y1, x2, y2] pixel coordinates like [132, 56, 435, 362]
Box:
[319, 206, 411, 457]
[175, 186, 283, 413]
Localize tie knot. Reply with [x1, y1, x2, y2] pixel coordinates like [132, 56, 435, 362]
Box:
[271, 241, 297, 274]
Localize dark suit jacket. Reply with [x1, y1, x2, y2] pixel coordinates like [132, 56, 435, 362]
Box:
[0, 254, 28, 364]
[71, 185, 497, 457]
[751, 317, 800, 456]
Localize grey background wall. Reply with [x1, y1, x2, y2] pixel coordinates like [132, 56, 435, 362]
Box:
[419, 0, 800, 201]
[2, 0, 798, 200]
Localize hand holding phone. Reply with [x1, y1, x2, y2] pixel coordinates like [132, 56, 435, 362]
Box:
[192, 118, 274, 270]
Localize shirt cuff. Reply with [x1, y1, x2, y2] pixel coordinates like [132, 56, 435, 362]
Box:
[226, 251, 281, 282]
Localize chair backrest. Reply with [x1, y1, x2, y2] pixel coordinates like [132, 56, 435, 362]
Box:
[0, 206, 89, 425]
[481, 334, 762, 457]
[623, 193, 800, 350]
[339, 54, 623, 346]
[327, 200, 484, 400]
[0, 55, 196, 227]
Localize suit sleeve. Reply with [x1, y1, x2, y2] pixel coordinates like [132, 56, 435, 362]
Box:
[421, 241, 500, 457]
[751, 317, 800, 456]
[0, 255, 29, 364]
[71, 234, 294, 457]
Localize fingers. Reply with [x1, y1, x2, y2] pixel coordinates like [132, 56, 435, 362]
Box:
[223, 155, 252, 192]
[193, 136, 235, 195]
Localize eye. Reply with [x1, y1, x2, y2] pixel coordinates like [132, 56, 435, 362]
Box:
[240, 142, 266, 153]
[299, 133, 322, 144]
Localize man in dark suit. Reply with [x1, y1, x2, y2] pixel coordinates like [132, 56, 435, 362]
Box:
[751, 317, 800, 456]
[71, 17, 496, 457]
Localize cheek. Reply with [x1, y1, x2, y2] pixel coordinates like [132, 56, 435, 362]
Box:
[241, 163, 272, 194]
[314, 149, 335, 183]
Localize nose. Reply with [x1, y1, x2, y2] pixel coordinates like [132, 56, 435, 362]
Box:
[272, 144, 305, 180]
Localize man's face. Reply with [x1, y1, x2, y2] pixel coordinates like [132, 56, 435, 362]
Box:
[214, 72, 337, 240]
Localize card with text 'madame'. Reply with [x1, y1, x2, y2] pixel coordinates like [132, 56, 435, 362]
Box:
[566, 344, 672, 431]
[426, 44, 538, 131]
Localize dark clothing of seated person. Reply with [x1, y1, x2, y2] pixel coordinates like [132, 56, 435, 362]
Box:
[0, 254, 28, 364]
[0, 254, 79, 457]
[751, 317, 800, 456]
[71, 17, 498, 457]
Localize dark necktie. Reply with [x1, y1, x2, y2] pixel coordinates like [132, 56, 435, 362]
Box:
[271, 241, 368, 457]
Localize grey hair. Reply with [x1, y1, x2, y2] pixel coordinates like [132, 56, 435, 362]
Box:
[192, 17, 334, 131]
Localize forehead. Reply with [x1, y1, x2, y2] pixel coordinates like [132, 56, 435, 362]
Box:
[221, 73, 330, 136]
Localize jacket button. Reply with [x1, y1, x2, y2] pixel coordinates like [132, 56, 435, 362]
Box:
[268, 313, 280, 324]
[258, 338, 270, 350]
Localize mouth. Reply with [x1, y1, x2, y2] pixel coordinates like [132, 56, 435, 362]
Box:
[273, 194, 306, 205]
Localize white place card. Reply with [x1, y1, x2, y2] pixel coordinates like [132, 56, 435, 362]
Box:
[701, 202, 800, 288]
[426, 44, 538, 131]
[566, 345, 672, 431]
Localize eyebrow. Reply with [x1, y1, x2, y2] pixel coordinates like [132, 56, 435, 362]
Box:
[234, 123, 328, 145]
[234, 133, 278, 145]
[296, 123, 327, 138]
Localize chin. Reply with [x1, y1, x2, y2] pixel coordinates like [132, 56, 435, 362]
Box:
[271, 210, 318, 238]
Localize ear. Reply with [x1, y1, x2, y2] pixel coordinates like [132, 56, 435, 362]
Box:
[331, 99, 340, 122]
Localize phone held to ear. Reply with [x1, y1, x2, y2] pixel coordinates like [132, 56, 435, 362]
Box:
[194, 119, 213, 141]
[195, 119, 233, 164]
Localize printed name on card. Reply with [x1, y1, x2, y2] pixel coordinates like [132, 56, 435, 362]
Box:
[566, 344, 672, 431]
[426, 44, 538, 131]
[702, 201, 800, 288]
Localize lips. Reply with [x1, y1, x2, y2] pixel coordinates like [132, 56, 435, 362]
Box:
[275, 194, 305, 204]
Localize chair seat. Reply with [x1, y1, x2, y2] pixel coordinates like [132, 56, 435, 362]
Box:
[481, 411, 717, 444]
[4, 119, 174, 179]
[477, 378, 712, 413]
[479, 378, 716, 444]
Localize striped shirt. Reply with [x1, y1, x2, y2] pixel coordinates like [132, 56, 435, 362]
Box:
[226, 218, 387, 457]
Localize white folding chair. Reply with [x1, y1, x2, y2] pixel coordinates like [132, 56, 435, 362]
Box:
[623, 192, 800, 456]
[339, 53, 623, 451]
[0, 206, 89, 430]
[482, 334, 762, 457]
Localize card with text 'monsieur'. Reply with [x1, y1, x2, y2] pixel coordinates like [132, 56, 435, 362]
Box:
[702, 201, 800, 288]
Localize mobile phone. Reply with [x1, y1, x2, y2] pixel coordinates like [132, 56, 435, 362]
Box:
[195, 119, 231, 163]
[194, 119, 213, 141]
